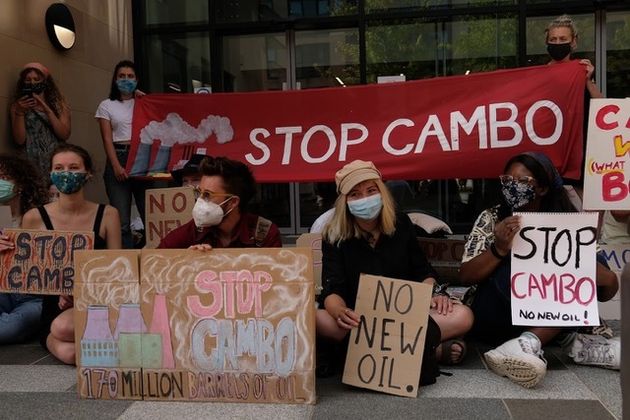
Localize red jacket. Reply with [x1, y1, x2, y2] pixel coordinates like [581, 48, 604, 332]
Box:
[158, 213, 282, 249]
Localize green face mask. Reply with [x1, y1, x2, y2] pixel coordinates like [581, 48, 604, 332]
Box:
[0, 179, 16, 204]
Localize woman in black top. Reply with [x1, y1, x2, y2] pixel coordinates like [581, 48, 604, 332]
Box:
[22, 144, 121, 364]
[316, 160, 473, 366]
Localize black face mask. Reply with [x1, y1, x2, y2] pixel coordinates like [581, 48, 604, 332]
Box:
[22, 82, 46, 97]
[547, 42, 572, 61]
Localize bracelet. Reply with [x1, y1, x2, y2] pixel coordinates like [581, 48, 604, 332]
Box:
[432, 282, 449, 296]
[490, 243, 508, 260]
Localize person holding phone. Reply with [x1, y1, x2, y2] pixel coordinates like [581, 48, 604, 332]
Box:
[10, 62, 71, 182]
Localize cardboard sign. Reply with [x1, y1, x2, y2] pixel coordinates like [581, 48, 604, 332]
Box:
[0, 229, 94, 295]
[417, 237, 465, 282]
[599, 244, 630, 277]
[583, 98, 630, 210]
[343, 274, 432, 397]
[74, 248, 315, 404]
[145, 187, 195, 248]
[510, 212, 599, 326]
[296, 233, 322, 294]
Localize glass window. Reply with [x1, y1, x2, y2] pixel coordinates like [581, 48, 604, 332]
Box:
[295, 28, 360, 89]
[144, 0, 208, 25]
[366, 21, 438, 82]
[217, 0, 357, 23]
[445, 16, 518, 75]
[366, 0, 514, 13]
[223, 33, 287, 92]
[145, 33, 211, 93]
[526, 14, 595, 67]
[606, 11, 630, 99]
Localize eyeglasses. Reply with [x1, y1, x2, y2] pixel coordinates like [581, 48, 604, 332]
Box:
[499, 175, 535, 186]
[192, 186, 233, 202]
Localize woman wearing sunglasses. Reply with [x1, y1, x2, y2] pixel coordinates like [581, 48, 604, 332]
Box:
[158, 156, 281, 249]
[459, 152, 618, 389]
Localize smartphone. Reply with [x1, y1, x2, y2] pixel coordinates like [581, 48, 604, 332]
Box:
[21, 86, 33, 97]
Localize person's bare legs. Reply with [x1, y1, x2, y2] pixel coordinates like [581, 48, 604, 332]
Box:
[432, 303, 474, 364]
[46, 308, 75, 365]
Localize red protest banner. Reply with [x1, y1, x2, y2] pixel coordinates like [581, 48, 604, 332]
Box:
[128, 62, 585, 182]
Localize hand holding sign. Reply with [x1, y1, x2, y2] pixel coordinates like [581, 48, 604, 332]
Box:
[494, 215, 522, 255]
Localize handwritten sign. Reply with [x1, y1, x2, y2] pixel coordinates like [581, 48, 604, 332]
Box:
[296, 233, 322, 294]
[145, 187, 195, 248]
[74, 248, 315, 404]
[343, 274, 432, 397]
[599, 244, 630, 277]
[0, 229, 94, 295]
[511, 212, 599, 326]
[417, 237, 465, 282]
[583, 98, 630, 210]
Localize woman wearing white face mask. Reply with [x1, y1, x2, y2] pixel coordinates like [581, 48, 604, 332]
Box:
[315, 160, 474, 377]
[158, 156, 281, 250]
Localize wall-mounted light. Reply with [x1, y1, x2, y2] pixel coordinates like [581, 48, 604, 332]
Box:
[45, 3, 76, 51]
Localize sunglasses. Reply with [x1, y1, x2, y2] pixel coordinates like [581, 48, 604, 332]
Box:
[499, 175, 535, 186]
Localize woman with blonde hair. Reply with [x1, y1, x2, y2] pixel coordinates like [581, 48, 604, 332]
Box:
[316, 160, 474, 376]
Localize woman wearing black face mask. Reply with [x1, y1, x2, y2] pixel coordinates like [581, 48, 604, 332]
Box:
[545, 15, 603, 100]
[10, 62, 71, 183]
[458, 152, 618, 389]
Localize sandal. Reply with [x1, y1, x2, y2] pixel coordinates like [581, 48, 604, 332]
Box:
[437, 339, 467, 366]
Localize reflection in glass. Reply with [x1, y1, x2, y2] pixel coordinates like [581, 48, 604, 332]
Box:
[223, 33, 287, 92]
[295, 29, 360, 89]
[606, 11, 630, 99]
[145, 0, 208, 25]
[366, 0, 514, 12]
[217, 0, 357, 22]
[145, 33, 211, 93]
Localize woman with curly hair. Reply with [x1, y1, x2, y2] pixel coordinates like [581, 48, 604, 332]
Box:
[0, 154, 49, 344]
[9, 62, 71, 181]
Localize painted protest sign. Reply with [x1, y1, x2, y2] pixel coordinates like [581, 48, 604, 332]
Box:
[0, 229, 94, 295]
[511, 213, 599, 326]
[74, 248, 316, 404]
[145, 187, 195, 248]
[583, 98, 630, 210]
[599, 244, 630, 278]
[296, 233, 322, 294]
[343, 275, 432, 397]
[417, 237, 465, 283]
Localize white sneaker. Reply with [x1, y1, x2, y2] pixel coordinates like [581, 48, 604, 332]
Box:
[484, 333, 547, 388]
[567, 334, 620, 370]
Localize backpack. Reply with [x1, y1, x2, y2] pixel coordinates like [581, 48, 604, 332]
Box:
[419, 315, 441, 386]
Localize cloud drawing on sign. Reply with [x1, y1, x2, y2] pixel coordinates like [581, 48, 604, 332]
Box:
[130, 113, 234, 176]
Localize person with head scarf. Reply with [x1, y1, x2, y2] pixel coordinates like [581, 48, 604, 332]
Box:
[316, 160, 474, 376]
[459, 152, 619, 389]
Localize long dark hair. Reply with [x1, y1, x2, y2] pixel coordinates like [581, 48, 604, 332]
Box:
[14, 67, 66, 117]
[108, 60, 137, 101]
[497, 152, 576, 220]
[0, 154, 48, 216]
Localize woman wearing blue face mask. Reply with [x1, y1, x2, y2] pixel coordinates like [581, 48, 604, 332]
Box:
[459, 152, 618, 389]
[315, 160, 474, 377]
[96, 60, 146, 249]
[0, 155, 49, 344]
[22, 143, 121, 364]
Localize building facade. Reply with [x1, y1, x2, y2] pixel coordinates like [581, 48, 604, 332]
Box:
[134, 0, 630, 234]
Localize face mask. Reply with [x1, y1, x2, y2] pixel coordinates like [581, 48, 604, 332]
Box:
[50, 171, 89, 194]
[0, 179, 16, 203]
[192, 196, 234, 228]
[116, 79, 137, 94]
[501, 180, 535, 210]
[547, 42, 572, 61]
[347, 193, 383, 220]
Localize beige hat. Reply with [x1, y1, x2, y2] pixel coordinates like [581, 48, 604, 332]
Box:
[335, 160, 382, 194]
[23, 62, 50, 77]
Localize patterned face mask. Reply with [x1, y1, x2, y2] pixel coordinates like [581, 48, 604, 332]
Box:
[501, 179, 535, 210]
[50, 171, 89, 194]
[116, 79, 137, 94]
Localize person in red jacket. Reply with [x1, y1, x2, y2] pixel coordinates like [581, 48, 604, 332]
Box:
[158, 156, 281, 249]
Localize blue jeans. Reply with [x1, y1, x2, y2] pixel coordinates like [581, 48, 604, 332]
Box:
[0, 293, 43, 344]
[104, 148, 147, 249]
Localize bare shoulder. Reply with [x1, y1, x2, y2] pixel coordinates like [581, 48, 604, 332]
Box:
[21, 207, 44, 229]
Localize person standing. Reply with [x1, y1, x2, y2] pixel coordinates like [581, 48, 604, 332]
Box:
[10, 62, 71, 182]
[96, 60, 146, 249]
